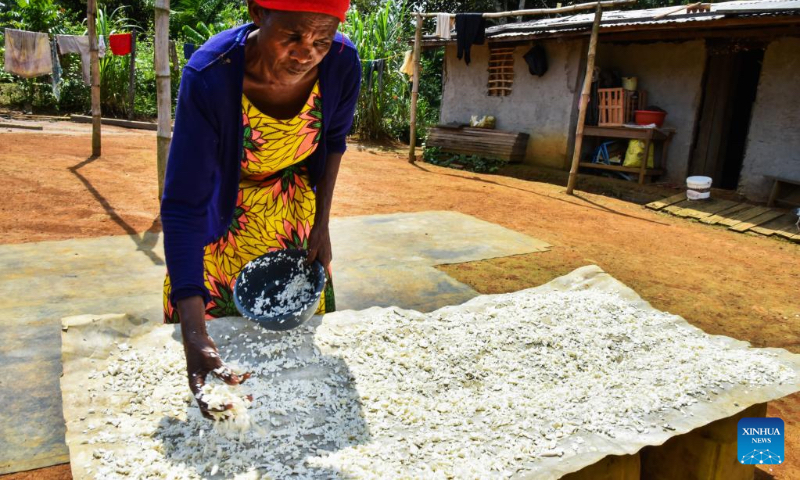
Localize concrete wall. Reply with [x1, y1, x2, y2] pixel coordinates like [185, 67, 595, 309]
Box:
[596, 41, 706, 184]
[739, 37, 800, 202]
[440, 39, 584, 169]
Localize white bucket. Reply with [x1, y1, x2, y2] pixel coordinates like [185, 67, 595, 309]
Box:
[686, 176, 712, 201]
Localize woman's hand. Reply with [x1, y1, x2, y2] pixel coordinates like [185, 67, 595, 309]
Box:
[178, 296, 250, 419]
[306, 222, 332, 270]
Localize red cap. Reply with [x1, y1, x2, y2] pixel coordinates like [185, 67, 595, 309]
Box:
[254, 0, 350, 22]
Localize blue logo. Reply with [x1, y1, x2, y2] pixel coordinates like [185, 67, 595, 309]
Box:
[738, 417, 784, 465]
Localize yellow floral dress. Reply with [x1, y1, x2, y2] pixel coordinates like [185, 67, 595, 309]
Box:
[163, 81, 334, 322]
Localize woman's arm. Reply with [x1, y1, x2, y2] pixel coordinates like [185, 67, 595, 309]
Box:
[306, 44, 361, 267]
[162, 68, 248, 417]
[307, 151, 343, 268]
[161, 68, 218, 306]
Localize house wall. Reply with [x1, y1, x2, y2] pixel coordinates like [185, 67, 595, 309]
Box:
[596, 40, 706, 184]
[739, 37, 800, 202]
[440, 39, 584, 169]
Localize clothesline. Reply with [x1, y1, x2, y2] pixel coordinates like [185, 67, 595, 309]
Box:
[4, 28, 196, 87]
[3, 27, 194, 108]
[415, 0, 634, 19]
[361, 51, 405, 62]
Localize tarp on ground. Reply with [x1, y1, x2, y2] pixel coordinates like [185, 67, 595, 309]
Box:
[60, 266, 800, 479]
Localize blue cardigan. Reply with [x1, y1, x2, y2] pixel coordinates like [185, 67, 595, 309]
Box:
[161, 24, 361, 306]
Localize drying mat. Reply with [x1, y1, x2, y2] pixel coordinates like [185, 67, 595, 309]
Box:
[60, 266, 800, 479]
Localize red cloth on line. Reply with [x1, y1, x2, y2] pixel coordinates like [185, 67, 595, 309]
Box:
[109, 33, 132, 55]
[253, 0, 350, 22]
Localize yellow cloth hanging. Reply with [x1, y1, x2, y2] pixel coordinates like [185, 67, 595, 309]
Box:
[399, 49, 414, 76]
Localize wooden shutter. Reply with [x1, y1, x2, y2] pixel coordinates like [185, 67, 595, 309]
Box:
[488, 45, 515, 97]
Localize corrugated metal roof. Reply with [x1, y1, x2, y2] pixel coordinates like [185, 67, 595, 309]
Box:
[422, 0, 800, 44]
[714, 0, 800, 11]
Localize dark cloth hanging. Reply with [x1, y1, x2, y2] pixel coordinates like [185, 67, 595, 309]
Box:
[523, 44, 548, 77]
[365, 58, 386, 93]
[455, 13, 486, 65]
[183, 42, 197, 61]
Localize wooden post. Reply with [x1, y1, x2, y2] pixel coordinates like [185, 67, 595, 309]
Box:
[128, 34, 136, 121]
[155, 0, 171, 199]
[408, 13, 423, 163]
[566, 2, 603, 195]
[87, 0, 101, 156]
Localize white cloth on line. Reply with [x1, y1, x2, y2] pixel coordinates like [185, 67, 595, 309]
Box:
[56, 35, 105, 85]
[3, 28, 53, 78]
[435, 13, 452, 39]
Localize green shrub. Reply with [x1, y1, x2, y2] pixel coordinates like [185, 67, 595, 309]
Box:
[423, 146, 508, 173]
[94, 5, 139, 117]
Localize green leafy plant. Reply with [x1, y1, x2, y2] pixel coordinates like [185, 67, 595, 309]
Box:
[171, 0, 247, 38]
[343, 0, 412, 141]
[182, 21, 225, 44]
[92, 5, 139, 117]
[0, 0, 81, 110]
[4, 0, 64, 33]
[423, 146, 507, 173]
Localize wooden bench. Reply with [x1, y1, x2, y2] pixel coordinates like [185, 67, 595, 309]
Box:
[766, 175, 800, 208]
[426, 125, 529, 163]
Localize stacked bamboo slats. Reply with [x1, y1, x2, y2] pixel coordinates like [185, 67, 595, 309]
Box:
[488, 45, 516, 97]
[426, 126, 529, 162]
[597, 88, 647, 126]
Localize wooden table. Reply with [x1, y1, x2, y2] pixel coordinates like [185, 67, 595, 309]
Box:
[579, 125, 675, 184]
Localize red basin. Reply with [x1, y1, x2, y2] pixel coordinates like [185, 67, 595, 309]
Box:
[634, 110, 667, 127]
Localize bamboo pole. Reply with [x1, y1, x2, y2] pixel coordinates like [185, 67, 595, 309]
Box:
[155, 0, 171, 199]
[128, 34, 136, 121]
[566, 2, 603, 195]
[418, 0, 632, 18]
[652, 2, 702, 20]
[87, 0, 101, 156]
[408, 13, 423, 164]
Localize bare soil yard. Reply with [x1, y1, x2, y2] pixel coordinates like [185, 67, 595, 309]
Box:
[1, 122, 798, 479]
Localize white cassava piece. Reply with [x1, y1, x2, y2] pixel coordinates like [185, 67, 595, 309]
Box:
[60, 267, 800, 480]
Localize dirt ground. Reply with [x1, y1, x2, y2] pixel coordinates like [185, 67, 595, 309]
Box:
[1, 121, 798, 479]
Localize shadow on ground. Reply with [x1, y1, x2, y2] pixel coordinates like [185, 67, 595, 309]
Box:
[69, 155, 163, 265]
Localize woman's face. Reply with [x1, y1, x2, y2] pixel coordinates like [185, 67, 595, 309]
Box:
[248, 5, 340, 84]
